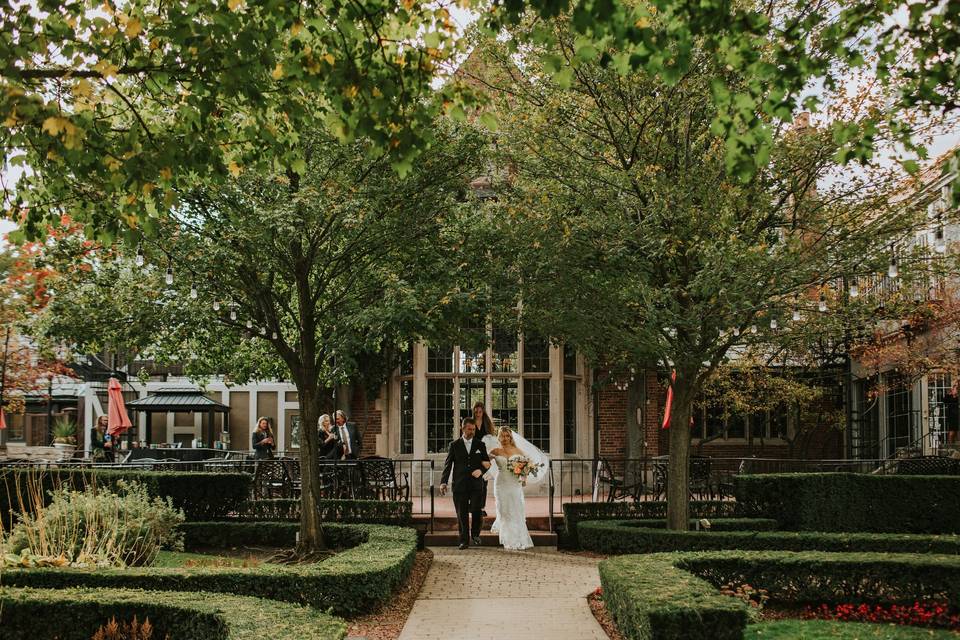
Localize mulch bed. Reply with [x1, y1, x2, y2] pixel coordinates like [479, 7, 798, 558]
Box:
[588, 589, 625, 640]
[344, 549, 434, 640]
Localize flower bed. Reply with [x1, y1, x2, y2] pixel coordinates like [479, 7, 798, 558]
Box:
[0, 586, 346, 639]
[1, 523, 416, 616]
[802, 601, 960, 628]
[579, 519, 960, 555]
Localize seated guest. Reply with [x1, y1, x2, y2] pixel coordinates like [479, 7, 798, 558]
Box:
[251, 416, 275, 459]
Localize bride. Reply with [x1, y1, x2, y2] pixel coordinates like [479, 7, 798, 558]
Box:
[482, 426, 550, 551]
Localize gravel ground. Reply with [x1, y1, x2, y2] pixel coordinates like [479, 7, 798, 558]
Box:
[345, 550, 434, 640]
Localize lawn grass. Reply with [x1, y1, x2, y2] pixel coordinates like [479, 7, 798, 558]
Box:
[747, 620, 960, 639]
[152, 550, 263, 568]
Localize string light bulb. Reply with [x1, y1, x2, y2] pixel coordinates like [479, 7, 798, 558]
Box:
[165, 263, 173, 286]
[849, 282, 859, 298]
[259, 326, 266, 335]
[818, 293, 827, 313]
[792, 309, 801, 322]
[213, 300, 221, 311]
[229, 308, 237, 321]
[271, 331, 278, 340]
[770, 318, 778, 330]
[733, 327, 740, 337]
[135, 244, 144, 267]
[190, 283, 198, 299]
[245, 319, 253, 329]
[750, 324, 757, 334]
[888, 247, 898, 278]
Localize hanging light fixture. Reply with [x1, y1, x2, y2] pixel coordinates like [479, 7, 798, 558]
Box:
[849, 282, 859, 298]
[135, 244, 144, 267]
[818, 292, 827, 313]
[888, 246, 898, 278]
[213, 300, 221, 311]
[190, 283, 198, 299]
[165, 263, 174, 286]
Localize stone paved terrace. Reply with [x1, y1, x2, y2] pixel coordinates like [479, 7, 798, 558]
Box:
[397, 547, 607, 640]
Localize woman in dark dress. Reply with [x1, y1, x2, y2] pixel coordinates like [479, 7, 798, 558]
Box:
[473, 402, 494, 515]
[251, 416, 275, 459]
[317, 413, 341, 459]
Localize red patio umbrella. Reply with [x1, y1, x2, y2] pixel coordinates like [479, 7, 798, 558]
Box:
[107, 377, 132, 436]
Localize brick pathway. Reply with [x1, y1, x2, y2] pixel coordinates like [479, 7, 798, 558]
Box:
[397, 547, 607, 640]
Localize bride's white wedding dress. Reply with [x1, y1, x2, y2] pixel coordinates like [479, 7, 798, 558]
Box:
[487, 454, 534, 550]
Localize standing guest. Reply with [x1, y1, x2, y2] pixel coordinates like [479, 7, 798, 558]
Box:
[318, 413, 341, 459]
[90, 415, 111, 462]
[472, 402, 494, 515]
[334, 410, 362, 459]
[251, 416, 275, 459]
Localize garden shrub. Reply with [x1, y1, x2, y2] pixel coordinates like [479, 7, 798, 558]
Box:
[1, 523, 416, 616]
[735, 473, 960, 533]
[579, 520, 960, 555]
[1, 468, 251, 524]
[747, 620, 959, 639]
[0, 586, 346, 639]
[561, 500, 740, 548]
[600, 551, 960, 640]
[5, 481, 184, 568]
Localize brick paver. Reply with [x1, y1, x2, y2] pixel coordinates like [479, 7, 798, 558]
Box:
[397, 547, 607, 640]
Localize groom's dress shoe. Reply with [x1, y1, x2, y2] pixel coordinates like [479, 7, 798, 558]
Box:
[458, 543, 468, 550]
[472, 536, 482, 546]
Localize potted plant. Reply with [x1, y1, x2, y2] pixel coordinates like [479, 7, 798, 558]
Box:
[51, 416, 77, 452]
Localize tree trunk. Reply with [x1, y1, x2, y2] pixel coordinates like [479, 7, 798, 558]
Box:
[666, 373, 696, 531]
[293, 377, 327, 552]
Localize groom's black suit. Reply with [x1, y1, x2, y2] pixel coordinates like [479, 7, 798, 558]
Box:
[440, 436, 489, 546]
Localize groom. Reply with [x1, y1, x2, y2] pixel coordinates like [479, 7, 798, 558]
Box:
[439, 418, 490, 550]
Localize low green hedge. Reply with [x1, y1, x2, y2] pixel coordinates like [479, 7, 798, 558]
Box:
[561, 500, 740, 548]
[678, 551, 960, 608]
[599, 551, 960, 640]
[0, 586, 346, 639]
[580, 520, 960, 555]
[233, 498, 412, 524]
[1, 523, 416, 617]
[0, 467, 251, 523]
[599, 553, 750, 640]
[735, 473, 960, 533]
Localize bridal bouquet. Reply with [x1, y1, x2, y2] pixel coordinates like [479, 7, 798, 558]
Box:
[508, 455, 544, 482]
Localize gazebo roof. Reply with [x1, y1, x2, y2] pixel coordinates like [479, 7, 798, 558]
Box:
[126, 388, 230, 413]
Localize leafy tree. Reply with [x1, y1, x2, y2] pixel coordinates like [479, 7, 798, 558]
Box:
[478, 27, 929, 529]
[31, 124, 488, 551]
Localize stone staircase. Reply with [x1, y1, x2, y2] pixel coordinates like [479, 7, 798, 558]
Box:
[420, 514, 558, 547]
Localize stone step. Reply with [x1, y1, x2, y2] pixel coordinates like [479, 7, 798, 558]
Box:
[424, 530, 558, 547]
[413, 514, 555, 532]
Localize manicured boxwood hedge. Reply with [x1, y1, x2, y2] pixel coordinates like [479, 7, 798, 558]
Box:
[1, 523, 416, 617]
[0, 467, 251, 523]
[678, 551, 960, 608]
[735, 473, 960, 533]
[580, 519, 960, 555]
[0, 586, 346, 639]
[561, 500, 740, 548]
[233, 498, 412, 524]
[599, 553, 750, 640]
[599, 551, 960, 640]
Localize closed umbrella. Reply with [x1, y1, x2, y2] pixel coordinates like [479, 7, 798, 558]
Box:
[107, 377, 132, 436]
[0, 407, 6, 430]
